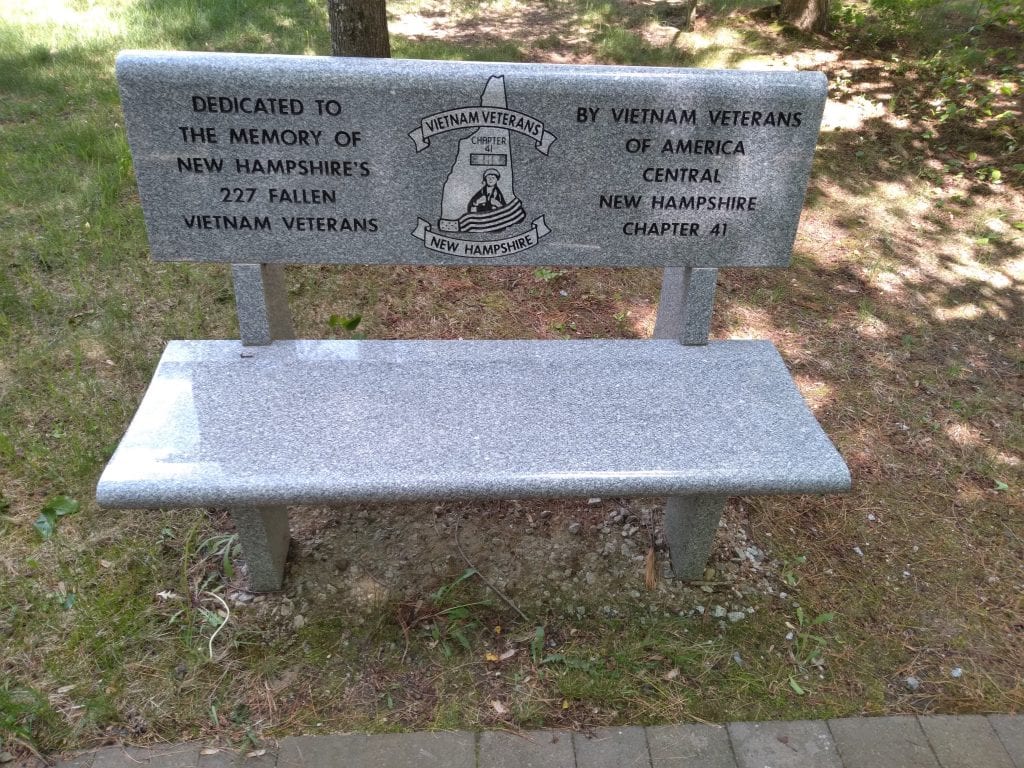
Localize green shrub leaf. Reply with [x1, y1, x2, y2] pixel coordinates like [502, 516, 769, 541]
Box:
[44, 496, 80, 518]
[34, 496, 80, 540]
[33, 511, 57, 540]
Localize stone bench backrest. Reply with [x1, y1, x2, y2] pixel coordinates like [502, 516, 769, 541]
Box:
[116, 52, 827, 270]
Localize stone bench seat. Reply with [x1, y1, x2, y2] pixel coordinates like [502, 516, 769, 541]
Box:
[96, 338, 849, 509]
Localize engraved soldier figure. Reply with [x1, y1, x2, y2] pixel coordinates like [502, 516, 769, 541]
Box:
[467, 169, 506, 213]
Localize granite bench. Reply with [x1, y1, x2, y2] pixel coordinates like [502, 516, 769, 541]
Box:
[97, 51, 851, 591]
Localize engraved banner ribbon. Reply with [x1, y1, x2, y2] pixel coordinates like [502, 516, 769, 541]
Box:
[409, 107, 556, 155]
[412, 216, 550, 258]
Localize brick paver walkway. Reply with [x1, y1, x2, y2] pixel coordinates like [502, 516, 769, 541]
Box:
[57, 715, 1022, 768]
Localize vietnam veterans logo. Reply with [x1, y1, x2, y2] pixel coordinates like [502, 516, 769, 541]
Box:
[410, 75, 555, 259]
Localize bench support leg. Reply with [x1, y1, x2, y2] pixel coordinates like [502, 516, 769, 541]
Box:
[231, 264, 294, 346]
[231, 507, 290, 592]
[653, 266, 718, 346]
[663, 495, 726, 579]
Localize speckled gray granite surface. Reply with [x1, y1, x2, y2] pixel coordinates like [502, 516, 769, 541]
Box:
[116, 51, 826, 268]
[96, 339, 850, 509]
[231, 264, 293, 345]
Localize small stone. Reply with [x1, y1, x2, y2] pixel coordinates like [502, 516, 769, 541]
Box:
[904, 675, 921, 691]
[951, 667, 963, 678]
[727, 611, 746, 622]
[853, 546, 864, 557]
[568, 521, 582, 535]
[540, 510, 551, 519]
[292, 614, 305, 630]
[711, 605, 727, 618]
[0, 752, 14, 763]
[703, 566, 716, 581]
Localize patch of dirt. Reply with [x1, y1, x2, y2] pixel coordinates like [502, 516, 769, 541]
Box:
[232, 496, 793, 634]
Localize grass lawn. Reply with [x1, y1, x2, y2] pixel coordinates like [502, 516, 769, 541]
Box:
[1, 0, 1022, 757]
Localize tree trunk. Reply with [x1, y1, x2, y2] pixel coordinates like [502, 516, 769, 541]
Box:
[327, 0, 391, 57]
[780, 0, 830, 33]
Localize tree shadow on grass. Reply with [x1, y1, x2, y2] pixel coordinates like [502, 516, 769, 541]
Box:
[0, 31, 113, 105]
[392, 0, 816, 67]
[392, 36, 526, 61]
[130, 0, 331, 54]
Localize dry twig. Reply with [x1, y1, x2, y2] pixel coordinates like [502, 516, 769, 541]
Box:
[453, 518, 531, 623]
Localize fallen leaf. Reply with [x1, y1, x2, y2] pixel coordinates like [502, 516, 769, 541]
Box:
[485, 652, 500, 662]
[99, 559, 113, 569]
[663, 668, 681, 681]
[490, 700, 508, 715]
[500, 648, 517, 661]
